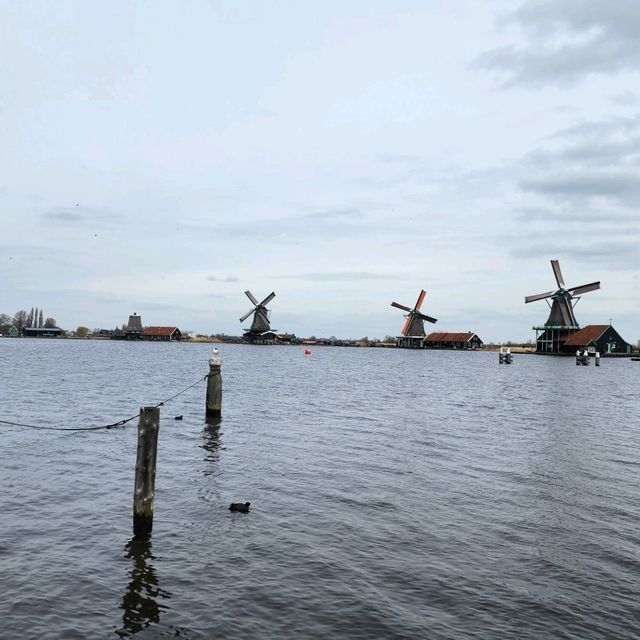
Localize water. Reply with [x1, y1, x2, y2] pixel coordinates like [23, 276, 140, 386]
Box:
[1, 340, 640, 639]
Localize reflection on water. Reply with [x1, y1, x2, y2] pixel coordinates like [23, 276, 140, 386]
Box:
[116, 537, 172, 638]
[201, 418, 222, 468]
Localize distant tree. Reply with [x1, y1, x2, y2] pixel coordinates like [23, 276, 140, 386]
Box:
[13, 310, 28, 331]
[38, 309, 44, 327]
[0, 313, 11, 332]
[43, 317, 57, 328]
[76, 326, 90, 338]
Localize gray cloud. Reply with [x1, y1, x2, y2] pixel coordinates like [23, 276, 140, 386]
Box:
[514, 240, 639, 269]
[513, 206, 637, 224]
[518, 113, 640, 207]
[529, 138, 640, 167]
[43, 206, 126, 226]
[509, 112, 640, 271]
[520, 171, 640, 204]
[550, 114, 640, 140]
[206, 275, 238, 283]
[477, 1, 640, 86]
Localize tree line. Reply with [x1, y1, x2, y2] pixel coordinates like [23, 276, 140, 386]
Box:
[0, 308, 57, 332]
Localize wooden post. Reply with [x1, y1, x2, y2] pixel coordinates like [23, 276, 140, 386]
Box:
[206, 350, 222, 418]
[133, 406, 160, 537]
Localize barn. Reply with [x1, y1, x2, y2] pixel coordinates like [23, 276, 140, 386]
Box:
[142, 326, 183, 342]
[22, 327, 63, 338]
[560, 324, 632, 355]
[424, 332, 483, 350]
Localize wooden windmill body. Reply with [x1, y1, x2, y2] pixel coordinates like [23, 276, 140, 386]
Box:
[525, 260, 600, 353]
[240, 290, 277, 344]
[391, 289, 438, 349]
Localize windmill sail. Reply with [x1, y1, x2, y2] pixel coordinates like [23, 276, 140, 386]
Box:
[392, 289, 437, 337]
[240, 290, 276, 333]
[525, 259, 599, 329]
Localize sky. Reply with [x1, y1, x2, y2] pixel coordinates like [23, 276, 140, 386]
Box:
[1, 0, 639, 341]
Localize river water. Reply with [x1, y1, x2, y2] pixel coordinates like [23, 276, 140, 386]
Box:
[1, 339, 640, 639]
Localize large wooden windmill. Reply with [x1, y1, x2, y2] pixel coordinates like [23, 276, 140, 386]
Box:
[391, 289, 437, 348]
[525, 259, 600, 353]
[240, 290, 277, 344]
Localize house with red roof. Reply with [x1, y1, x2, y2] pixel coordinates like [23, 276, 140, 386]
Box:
[560, 324, 631, 355]
[142, 326, 183, 342]
[424, 332, 483, 350]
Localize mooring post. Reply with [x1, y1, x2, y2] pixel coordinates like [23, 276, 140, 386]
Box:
[595, 351, 600, 367]
[133, 406, 160, 537]
[206, 349, 222, 418]
[576, 350, 581, 365]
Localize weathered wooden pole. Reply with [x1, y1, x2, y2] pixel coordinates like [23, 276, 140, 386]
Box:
[595, 351, 600, 367]
[206, 349, 222, 418]
[133, 406, 160, 537]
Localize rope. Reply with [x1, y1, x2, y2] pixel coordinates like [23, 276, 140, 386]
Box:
[0, 374, 208, 432]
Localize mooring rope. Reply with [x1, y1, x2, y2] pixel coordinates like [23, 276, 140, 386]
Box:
[0, 374, 208, 432]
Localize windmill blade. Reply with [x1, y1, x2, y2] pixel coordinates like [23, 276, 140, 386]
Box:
[416, 312, 438, 324]
[551, 260, 565, 288]
[239, 308, 256, 323]
[524, 290, 554, 303]
[568, 281, 600, 296]
[391, 301, 412, 312]
[414, 289, 426, 311]
[245, 290, 259, 305]
[260, 291, 276, 307]
[559, 300, 573, 326]
[400, 315, 412, 336]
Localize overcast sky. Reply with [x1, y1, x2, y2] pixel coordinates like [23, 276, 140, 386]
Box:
[1, 0, 639, 341]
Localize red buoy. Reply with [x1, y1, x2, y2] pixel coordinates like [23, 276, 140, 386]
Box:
[304, 348, 312, 355]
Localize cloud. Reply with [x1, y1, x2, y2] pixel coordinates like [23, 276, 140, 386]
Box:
[477, 1, 640, 86]
[514, 240, 639, 269]
[206, 275, 238, 283]
[612, 92, 639, 106]
[508, 113, 640, 271]
[277, 271, 403, 281]
[181, 207, 377, 245]
[513, 206, 637, 224]
[42, 206, 126, 226]
[520, 171, 640, 205]
[301, 207, 363, 221]
[518, 113, 640, 207]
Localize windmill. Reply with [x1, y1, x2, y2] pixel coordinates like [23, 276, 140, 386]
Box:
[391, 289, 437, 348]
[240, 290, 276, 343]
[525, 259, 600, 352]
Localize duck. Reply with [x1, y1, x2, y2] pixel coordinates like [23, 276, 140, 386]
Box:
[229, 502, 250, 513]
[174, 415, 183, 421]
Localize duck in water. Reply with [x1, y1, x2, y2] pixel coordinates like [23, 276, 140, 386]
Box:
[229, 502, 250, 513]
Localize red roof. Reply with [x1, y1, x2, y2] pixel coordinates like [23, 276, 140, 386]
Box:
[143, 326, 180, 336]
[563, 325, 608, 346]
[425, 332, 480, 343]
